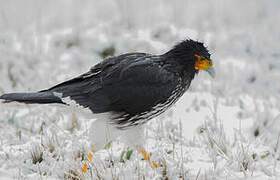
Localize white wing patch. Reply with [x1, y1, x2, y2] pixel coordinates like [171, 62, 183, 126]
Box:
[53, 92, 63, 98]
[53, 92, 91, 111]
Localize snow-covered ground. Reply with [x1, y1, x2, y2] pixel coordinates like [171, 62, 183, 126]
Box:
[0, 0, 280, 179]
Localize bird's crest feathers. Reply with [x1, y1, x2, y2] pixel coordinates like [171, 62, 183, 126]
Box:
[165, 39, 210, 59]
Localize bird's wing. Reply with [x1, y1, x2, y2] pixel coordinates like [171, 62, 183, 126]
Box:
[45, 53, 147, 91]
[99, 57, 179, 114]
[46, 53, 179, 114]
[43, 53, 148, 110]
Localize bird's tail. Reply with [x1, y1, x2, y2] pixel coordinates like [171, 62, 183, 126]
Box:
[0, 91, 64, 104]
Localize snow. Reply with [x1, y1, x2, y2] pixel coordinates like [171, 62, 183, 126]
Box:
[1, 0, 280, 179]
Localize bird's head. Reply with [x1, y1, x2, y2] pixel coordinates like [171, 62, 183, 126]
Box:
[164, 39, 215, 78]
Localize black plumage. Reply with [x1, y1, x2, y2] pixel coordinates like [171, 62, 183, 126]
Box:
[0, 39, 212, 129]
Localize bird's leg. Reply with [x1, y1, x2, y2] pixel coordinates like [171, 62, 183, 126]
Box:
[137, 147, 159, 168]
[81, 146, 95, 173]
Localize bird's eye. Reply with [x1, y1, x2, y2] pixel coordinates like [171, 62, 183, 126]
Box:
[200, 57, 206, 61]
[194, 54, 202, 61]
[194, 54, 207, 62]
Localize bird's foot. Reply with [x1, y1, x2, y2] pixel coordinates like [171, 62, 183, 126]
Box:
[81, 147, 95, 173]
[139, 150, 159, 168]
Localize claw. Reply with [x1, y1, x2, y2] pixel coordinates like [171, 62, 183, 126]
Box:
[81, 163, 88, 173]
[152, 161, 159, 168]
[139, 150, 159, 168]
[140, 150, 150, 161]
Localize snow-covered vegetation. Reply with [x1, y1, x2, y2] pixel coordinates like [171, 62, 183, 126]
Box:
[0, 0, 280, 179]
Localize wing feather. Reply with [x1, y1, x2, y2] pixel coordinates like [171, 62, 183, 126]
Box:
[45, 53, 178, 115]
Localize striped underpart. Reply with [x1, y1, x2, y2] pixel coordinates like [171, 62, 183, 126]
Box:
[112, 78, 189, 129]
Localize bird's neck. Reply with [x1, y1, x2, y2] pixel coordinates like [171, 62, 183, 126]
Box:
[161, 55, 196, 80]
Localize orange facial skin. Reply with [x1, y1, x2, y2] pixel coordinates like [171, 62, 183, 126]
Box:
[194, 54, 213, 71]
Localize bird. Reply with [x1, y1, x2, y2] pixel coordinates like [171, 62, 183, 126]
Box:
[0, 39, 215, 173]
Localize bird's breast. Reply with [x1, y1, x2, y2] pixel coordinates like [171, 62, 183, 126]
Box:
[112, 78, 186, 129]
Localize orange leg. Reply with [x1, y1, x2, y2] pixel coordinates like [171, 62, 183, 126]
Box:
[139, 150, 159, 168]
[82, 147, 158, 173]
[82, 147, 95, 173]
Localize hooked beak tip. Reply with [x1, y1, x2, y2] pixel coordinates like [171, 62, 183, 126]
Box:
[206, 67, 215, 79]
